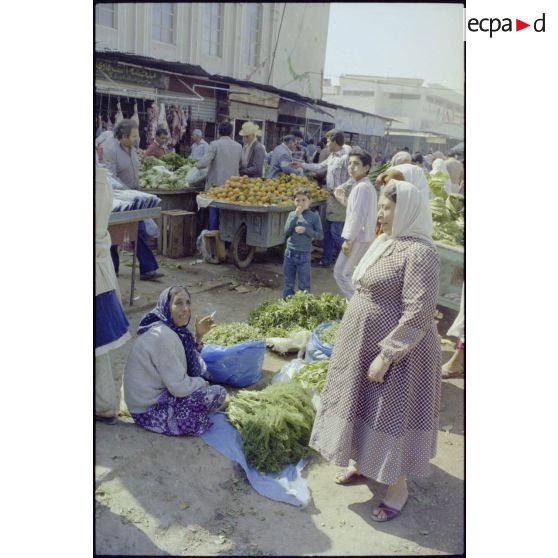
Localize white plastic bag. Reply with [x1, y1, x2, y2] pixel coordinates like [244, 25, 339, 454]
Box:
[186, 166, 208, 185]
[271, 358, 306, 385]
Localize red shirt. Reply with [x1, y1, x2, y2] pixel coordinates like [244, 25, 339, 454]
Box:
[145, 142, 168, 159]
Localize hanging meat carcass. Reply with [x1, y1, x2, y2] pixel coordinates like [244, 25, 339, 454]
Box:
[157, 103, 170, 135]
[145, 102, 159, 145]
[115, 101, 124, 125]
[131, 102, 140, 127]
[178, 106, 188, 140]
[168, 105, 181, 148]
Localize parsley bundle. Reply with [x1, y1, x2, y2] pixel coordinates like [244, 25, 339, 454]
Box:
[248, 292, 346, 338]
[226, 382, 316, 475]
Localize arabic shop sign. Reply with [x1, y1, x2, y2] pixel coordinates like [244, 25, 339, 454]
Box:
[95, 61, 169, 89]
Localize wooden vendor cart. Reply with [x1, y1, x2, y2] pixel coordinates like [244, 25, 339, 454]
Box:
[196, 196, 326, 269]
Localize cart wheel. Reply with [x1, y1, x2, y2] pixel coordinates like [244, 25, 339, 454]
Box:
[232, 224, 256, 269]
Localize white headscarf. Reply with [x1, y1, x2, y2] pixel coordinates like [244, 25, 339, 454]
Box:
[391, 163, 431, 205]
[391, 151, 412, 165]
[352, 180, 433, 285]
[431, 159, 453, 195]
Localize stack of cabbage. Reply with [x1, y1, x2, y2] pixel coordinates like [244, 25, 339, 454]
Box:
[139, 154, 196, 191]
[428, 173, 464, 247]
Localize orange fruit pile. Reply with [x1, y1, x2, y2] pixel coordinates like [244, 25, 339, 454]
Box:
[203, 175, 328, 206]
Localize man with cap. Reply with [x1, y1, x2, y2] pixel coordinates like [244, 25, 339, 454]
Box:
[238, 122, 266, 178]
[190, 129, 209, 161]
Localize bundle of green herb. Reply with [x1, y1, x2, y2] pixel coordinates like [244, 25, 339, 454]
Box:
[319, 322, 340, 347]
[226, 382, 316, 474]
[248, 292, 346, 338]
[203, 323, 263, 346]
[292, 359, 330, 394]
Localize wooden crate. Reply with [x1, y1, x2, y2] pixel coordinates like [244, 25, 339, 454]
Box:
[160, 210, 197, 258]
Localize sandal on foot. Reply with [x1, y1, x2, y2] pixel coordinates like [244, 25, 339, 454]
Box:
[370, 501, 404, 523]
[334, 468, 362, 485]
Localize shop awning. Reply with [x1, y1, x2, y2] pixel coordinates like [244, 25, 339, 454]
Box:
[335, 107, 387, 136]
[229, 101, 278, 122]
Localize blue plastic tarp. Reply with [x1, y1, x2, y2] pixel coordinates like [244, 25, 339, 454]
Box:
[200, 412, 310, 508]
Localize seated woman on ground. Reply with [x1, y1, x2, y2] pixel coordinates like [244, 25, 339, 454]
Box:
[124, 285, 227, 436]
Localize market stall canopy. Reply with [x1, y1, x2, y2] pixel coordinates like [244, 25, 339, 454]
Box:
[96, 50, 210, 78]
[450, 141, 464, 154]
[335, 107, 388, 137]
[228, 85, 280, 122]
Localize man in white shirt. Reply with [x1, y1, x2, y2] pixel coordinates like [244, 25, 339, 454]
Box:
[190, 129, 209, 161]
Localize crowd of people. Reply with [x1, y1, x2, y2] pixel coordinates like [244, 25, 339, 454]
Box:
[95, 120, 464, 523]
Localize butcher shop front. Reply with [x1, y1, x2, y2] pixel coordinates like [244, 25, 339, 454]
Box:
[95, 53, 219, 155]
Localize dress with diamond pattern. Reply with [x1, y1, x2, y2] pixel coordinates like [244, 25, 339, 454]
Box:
[310, 236, 442, 485]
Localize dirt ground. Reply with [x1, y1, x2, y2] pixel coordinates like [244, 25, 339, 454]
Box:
[95, 247, 464, 556]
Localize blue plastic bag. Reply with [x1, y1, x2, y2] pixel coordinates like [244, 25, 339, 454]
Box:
[201, 340, 265, 387]
[305, 321, 338, 362]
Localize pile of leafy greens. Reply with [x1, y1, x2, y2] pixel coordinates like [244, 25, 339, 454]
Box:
[226, 382, 316, 474]
[319, 322, 340, 347]
[292, 359, 330, 394]
[203, 323, 263, 346]
[427, 173, 464, 247]
[248, 292, 346, 337]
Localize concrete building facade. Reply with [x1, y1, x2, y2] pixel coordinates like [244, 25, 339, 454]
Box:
[95, 2, 330, 99]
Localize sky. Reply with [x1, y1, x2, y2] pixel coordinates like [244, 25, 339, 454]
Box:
[324, 2, 464, 93]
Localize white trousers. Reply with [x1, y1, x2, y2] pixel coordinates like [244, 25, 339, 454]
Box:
[95, 353, 123, 415]
[333, 240, 372, 299]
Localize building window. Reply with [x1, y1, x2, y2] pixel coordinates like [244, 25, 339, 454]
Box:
[152, 3, 175, 44]
[203, 3, 223, 57]
[344, 90, 375, 97]
[244, 3, 262, 66]
[96, 3, 116, 28]
[389, 93, 421, 101]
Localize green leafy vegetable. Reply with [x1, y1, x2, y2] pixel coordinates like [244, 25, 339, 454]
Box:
[160, 152, 188, 171]
[226, 382, 316, 474]
[142, 156, 167, 170]
[368, 161, 391, 186]
[319, 322, 340, 346]
[248, 292, 347, 337]
[292, 359, 330, 394]
[427, 173, 464, 247]
[204, 323, 263, 346]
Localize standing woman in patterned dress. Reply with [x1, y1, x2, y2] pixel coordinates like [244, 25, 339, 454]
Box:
[309, 180, 442, 522]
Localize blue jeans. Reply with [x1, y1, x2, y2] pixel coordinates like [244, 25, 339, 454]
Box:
[283, 249, 311, 299]
[208, 207, 220, 231]
[322, 220, 344, 265]
[110, 221, 159, 275]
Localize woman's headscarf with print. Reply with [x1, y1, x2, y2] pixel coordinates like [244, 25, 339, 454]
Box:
[137, 286, 203, 377]
[352, 180, 433, 285]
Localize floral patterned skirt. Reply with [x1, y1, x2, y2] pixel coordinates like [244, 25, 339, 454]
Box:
[131, 385, 227, 437]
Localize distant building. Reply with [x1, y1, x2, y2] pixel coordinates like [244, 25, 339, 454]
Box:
[323, 74, 464, 153]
